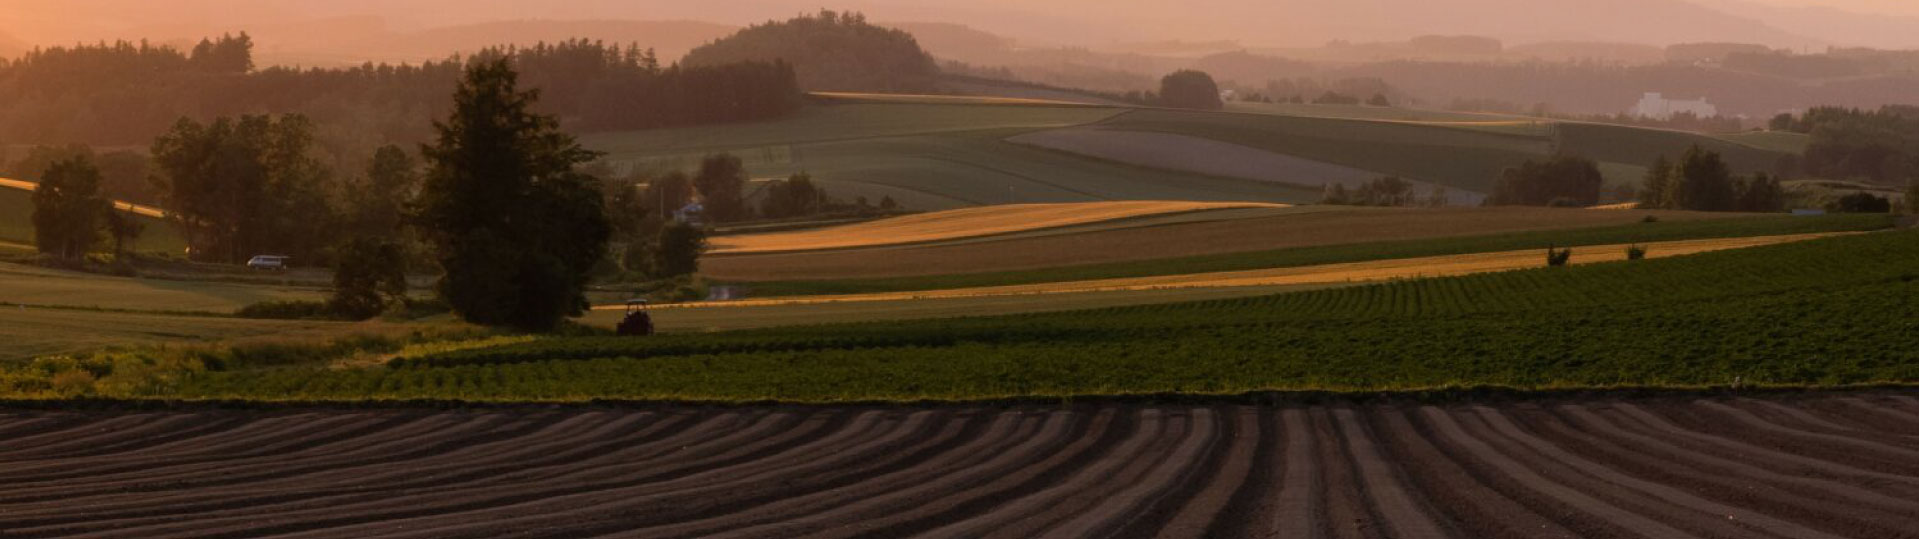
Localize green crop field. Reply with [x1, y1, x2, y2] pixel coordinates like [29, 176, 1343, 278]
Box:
[582, 104, 1319, 210]
[1715, 130, 1813, 154]
[39, 228, 1912, 402]
[730, 213, 1892, 296]
[0, 262, 325, 313]
[1090, 110, 1797, 195]
[1225, 101, 1542, 124]
[1091, 108, 1554, 194]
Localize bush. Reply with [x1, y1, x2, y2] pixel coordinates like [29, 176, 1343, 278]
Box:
[235, 299, 335, 320]
[1829, 192, 1893, 214]
[1627, 245, 1648, 260]
[1547, 247, 1573, 267]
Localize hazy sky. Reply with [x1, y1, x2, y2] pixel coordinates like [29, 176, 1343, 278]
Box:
[1748, 0, 1919, 16]
[4, 0, 1919, 55]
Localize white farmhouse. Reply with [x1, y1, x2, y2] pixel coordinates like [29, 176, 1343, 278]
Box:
[1632, 93, 1718, 120]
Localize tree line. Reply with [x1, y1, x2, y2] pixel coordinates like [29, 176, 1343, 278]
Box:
[1770, 105, 1919, 184]
[0, 35, 803, 166]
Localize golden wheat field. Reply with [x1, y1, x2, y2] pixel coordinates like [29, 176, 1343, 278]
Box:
[708, 201, 1293, 254]
[620, 233, 1842, 310]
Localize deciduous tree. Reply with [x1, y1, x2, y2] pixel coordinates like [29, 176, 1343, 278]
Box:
[30, 156, 109, 260]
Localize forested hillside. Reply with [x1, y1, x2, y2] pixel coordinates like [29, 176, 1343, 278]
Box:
[0, 36, 802, 166]
[684, 10, 941, 92]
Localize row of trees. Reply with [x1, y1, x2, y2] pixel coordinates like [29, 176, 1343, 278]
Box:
[1637, 147, 1786, 213]
[1770, 105, 1919, 183]
[1320, 176, 1447, 207]
[1486, 155, 1605, 207]
[0, 35, 804, 164]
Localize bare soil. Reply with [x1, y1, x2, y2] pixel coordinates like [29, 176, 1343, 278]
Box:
[4, 393, 1917, 537]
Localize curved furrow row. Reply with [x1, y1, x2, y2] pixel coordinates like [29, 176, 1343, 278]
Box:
[631, 411, 1050, 538]
[130, 411, 824, 539]
[4, 395, 1919, 538]
[325, 410, 932, 538]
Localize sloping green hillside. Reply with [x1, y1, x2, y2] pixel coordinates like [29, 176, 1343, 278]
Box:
[581, 99, 1799, 210]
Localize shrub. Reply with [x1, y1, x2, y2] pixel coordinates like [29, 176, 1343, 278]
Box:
[235, 299, 335, 320]
[1547, 246, 1573, 267]
[49, 369, 97, 396]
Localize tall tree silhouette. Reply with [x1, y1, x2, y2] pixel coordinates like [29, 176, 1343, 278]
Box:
[416, 58, 609, 331]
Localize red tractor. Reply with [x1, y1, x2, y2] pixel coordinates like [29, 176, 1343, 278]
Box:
[616, 299, 654, 336]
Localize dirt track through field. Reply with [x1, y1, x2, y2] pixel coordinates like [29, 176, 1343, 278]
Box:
[608, 232, 1844, 312]
[5, 393, 1916, 537]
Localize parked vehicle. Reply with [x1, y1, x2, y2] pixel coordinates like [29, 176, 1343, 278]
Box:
[246, 255, 290, 271]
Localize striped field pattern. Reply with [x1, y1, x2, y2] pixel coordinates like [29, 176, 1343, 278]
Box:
[3, 394, 1918, 537]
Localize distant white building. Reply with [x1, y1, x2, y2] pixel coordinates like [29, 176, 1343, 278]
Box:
[1633, 93, 1718, 120]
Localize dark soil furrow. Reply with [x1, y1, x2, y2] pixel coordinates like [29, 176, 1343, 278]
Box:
[8, 394, 1919, 538]
[1369, 406, 1576, 539]
[343, 410, 927, 539]
[1467, 406, 1847, 539]
[1330, 407, 1447, 539]
[635, 411, 1039, 538]
[1525, 404, 1919, 537]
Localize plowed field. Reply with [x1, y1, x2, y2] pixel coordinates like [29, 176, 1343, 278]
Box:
[6, 394, 1918, 537]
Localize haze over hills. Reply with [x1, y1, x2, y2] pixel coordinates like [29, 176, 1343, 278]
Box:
[5, 0, 1919, 66]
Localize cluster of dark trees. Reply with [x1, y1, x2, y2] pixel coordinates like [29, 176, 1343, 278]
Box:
[1156, 70, 1224, 110]
[1770, 105, 1919, 184]
[149, 114, 335, 264]
[1637, 147, 1786, 213]
[28, 156, 142, 262]
[1486, 155, 1606, 207]
[1320, 176, 1446, 207]
[682, 10, 940, 93]
[0, 35, 803, 166]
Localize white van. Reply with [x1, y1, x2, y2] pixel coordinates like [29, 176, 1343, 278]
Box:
[246, 255, 290, 271]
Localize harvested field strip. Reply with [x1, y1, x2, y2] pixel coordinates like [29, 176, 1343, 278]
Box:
[808, 92, 1102, 107]
[614, 233, 1843, 311]
[0, 177, 168, 219]
[709, 201, 1290, 254]
[707, 210, 1887, 288]
[6, 394, 1918, 537]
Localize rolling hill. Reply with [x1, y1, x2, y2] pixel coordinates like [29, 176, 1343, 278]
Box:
[584, 95, 1799, 212]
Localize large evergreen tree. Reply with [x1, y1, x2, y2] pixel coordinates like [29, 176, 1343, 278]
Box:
[30, 156, 109, 260]
[416, 58, 609, 331]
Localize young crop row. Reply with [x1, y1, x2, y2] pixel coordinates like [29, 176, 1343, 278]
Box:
[166, 231, 1919, 402]
[400, 230, 1919, 369]
[171, 279, 1919, 402]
